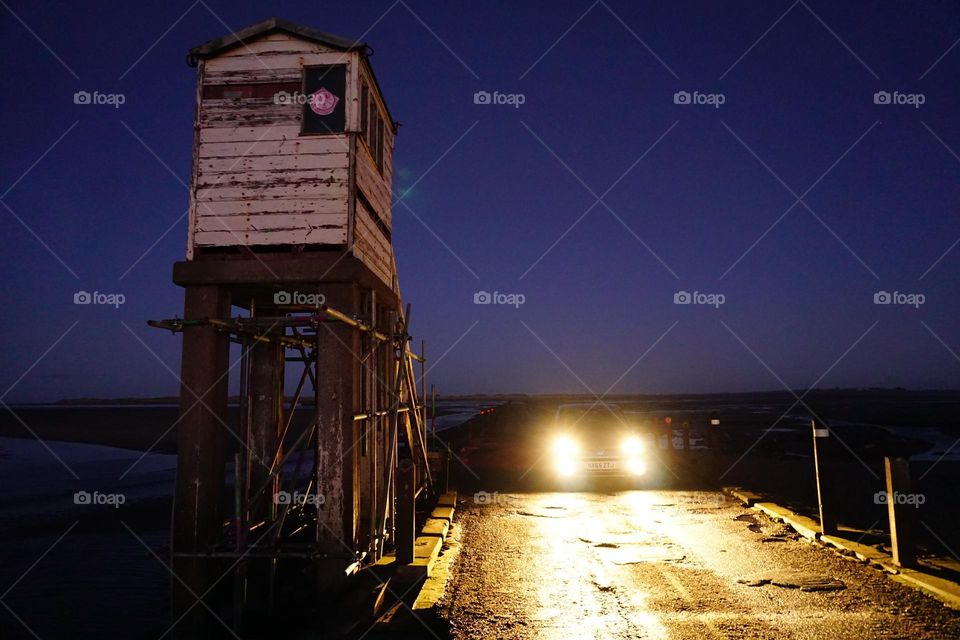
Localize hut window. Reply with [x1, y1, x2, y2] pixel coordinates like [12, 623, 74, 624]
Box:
[371, 104, 381, 166]
[301, 64, 347, 134]
[375, 117, 384, 167]
[360, 84, 370, 141]
[360, 79, 386, 172]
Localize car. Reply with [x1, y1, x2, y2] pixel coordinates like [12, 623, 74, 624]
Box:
[548, 403, 646, 478]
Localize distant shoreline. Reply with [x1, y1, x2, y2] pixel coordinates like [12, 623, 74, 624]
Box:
[4, 389, 958, 456]
[29, 387, 960, 406]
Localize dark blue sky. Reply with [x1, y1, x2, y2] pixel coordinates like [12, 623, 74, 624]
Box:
[1, 1, 959, 401]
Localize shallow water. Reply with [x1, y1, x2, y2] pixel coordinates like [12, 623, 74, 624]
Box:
[0, 437, 174, 639]
[0, 401, 491, 639]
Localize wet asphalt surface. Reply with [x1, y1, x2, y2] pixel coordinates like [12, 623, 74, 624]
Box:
[437, 489, 960, 640]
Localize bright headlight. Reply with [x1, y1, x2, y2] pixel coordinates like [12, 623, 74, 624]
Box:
[621, 435, 643, 454]
[555, 458, 577, 477]
[552, 435, 579, 456]
[626, 458, 646, 475]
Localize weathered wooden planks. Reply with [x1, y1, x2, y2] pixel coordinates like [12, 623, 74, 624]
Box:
[199, 125, 303, 144]
[195, 198, 348, 217]
[356, 145, 392, 228]
[194, 227, 348, 246]
[195, 182, 348, 203]
[205, 52, 351, 73]
[199, 137, 349, 158]
[195, 212, 347, 233]
[188, 28, 395, 289]
[202, 69, 302, 85]
[353, 200, 393, 285]
[198, 154, 349, 174]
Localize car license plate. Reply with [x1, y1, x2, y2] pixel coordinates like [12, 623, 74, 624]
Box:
[585, 461, 616, 470]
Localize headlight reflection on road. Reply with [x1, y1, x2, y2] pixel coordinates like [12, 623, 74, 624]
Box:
[532, 494, 606, 639]
[623, 490, 657, 511]
[531, 492, 669, 640]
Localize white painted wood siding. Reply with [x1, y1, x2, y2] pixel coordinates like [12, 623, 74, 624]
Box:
[187, 32, 396, 289]
[190, 41, 355, 250]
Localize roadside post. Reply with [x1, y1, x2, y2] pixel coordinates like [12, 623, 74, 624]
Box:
[430, 384, 437, 441]
[646, 419, 658, 451]
[664, 416, 674, 451]
[811, 418, 839, 535]
[682, 421, 690, 452]
[883, 456, 917, 568]
[441, 444, 451, 494]
[397, 458, 416, 564]
[707, 411, 720, 448]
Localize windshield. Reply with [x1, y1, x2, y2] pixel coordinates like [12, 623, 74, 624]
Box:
[555, 406, 627, 432]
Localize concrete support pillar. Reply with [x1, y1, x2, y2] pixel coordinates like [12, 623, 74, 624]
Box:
[314, 284, 362, 587]
[171, 285, 231, 638]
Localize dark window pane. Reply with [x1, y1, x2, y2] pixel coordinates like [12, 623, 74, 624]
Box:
[360, 83, 370, 140]
[302, 65, 346, 134]
[376, 117, 384, 167]
[369, 103, 378, 161]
